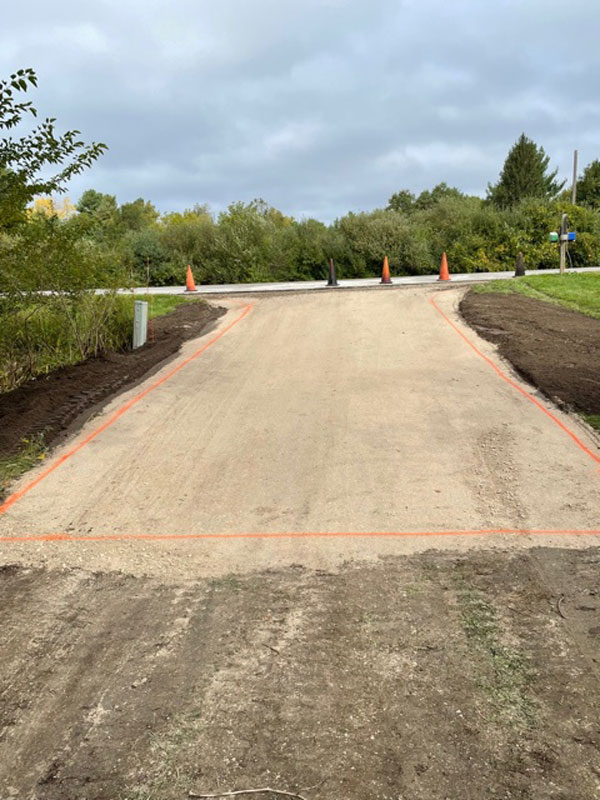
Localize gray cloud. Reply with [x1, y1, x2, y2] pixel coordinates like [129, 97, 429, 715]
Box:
[2, 0, 599, 221]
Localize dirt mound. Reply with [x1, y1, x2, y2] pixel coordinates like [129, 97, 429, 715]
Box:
[0, 301, 225, 458]
[460, 291, 600, 416]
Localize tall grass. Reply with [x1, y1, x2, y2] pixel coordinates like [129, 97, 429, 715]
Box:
[0, 293, 206, 393]
[0, 292, 133, 392]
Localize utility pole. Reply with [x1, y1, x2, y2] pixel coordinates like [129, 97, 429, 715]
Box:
[571, 149, 578, 205]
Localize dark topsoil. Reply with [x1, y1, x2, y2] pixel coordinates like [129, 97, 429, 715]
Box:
[0, 301, 225, 459]
[1, 548, 599, 799]
[460, 291, 600, 417]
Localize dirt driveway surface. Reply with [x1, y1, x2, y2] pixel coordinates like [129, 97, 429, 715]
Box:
[0, 287, 598, 577]
[1, 548, 600, 800]
[1, 287, 599, 799]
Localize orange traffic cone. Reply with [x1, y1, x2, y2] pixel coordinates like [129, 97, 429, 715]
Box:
[438, 252, 450, 281]
[381, 255, 392, 285]
[185, 265, 197, 292]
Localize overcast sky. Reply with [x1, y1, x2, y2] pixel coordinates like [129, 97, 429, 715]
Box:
[2, 0, 599, 221]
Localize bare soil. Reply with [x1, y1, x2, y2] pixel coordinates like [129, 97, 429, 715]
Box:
[460, 291, 600, 416]
[0, 301, 224, 460]
[1, 547, 599, 800]
[1, 290, 599, 799]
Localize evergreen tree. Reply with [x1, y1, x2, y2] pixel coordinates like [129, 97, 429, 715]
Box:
[487, 133, 564, 208]
[576, 159, 600, 209]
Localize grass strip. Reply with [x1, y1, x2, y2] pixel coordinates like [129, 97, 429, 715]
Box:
[472, 272, 600, 320]
[583, 414, 600, 434]
[132, 293, 206, 320]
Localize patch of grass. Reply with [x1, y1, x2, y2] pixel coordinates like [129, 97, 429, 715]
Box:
[583, 414, 600, 433]
[133, 293, 206, 320]
[472, 272, 600, 320]
[457, 585, 535, 728]
[0, 433, 47, 499]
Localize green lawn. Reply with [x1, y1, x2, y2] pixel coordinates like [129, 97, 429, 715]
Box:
[133, 293, 206, 320]
[473, 272, 600, 320]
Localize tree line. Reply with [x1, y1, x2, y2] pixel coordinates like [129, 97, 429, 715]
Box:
[3, 68, 600, 294]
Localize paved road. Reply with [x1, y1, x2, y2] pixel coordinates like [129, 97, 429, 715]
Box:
[0, 286, 598, 579]
[127, 265, 600, 295]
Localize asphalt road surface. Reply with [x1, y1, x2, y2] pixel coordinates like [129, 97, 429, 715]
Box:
[127, 265, 600, 295]
[0, 286, 598, 579]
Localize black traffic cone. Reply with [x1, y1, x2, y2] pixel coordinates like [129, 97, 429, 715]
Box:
[327, 258, 339, 287]
[514, 252, 525, 277]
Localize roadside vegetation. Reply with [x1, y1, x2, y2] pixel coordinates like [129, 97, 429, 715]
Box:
[472, 272, 600, 320]
[23, 186, 600, 288]
[0, 291, 204, 394]
[0, 69, 208, 395]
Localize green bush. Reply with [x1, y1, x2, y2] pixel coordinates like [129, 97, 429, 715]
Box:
[0, 293, 133, 392]
[0, 216, 133, 392]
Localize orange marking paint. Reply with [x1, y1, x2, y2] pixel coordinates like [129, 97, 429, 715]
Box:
[0, 303, 254, 515]
[429, 294, 600, 465]
[0, 529, 599, 543]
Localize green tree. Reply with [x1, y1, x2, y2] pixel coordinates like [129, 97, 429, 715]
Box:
[487, 133, 564, 208]
[119, 197, 159, 231]
[576, 160, 600, 209]
[159, 206, 218, 284]
[121, 227, 168, 283]
[387, 189, 415, 214]
[77, 189, 119, 226]
[0, 68, 107, 229]
[415, 182, 465, 210]
[387, 184, 466, 214]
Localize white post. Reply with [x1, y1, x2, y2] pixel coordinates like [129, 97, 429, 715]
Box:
[133, 300, 148, 349]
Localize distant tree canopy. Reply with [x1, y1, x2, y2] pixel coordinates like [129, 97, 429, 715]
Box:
[487, 133, 564, 209]
[387, 182, 466, 213]
[76, 190, 159, 235]
[0, 68, 107, 230]
[4, 110, 600, 289]
[576, 159, 600, 209]
[30, 195, 77, 220]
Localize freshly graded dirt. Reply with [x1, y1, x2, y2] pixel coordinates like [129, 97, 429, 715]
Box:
[1, 289, 599, 580]
[0, 300, 224, 459]
[1, 547, 599, 800]
[460, 291, 600, 417]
